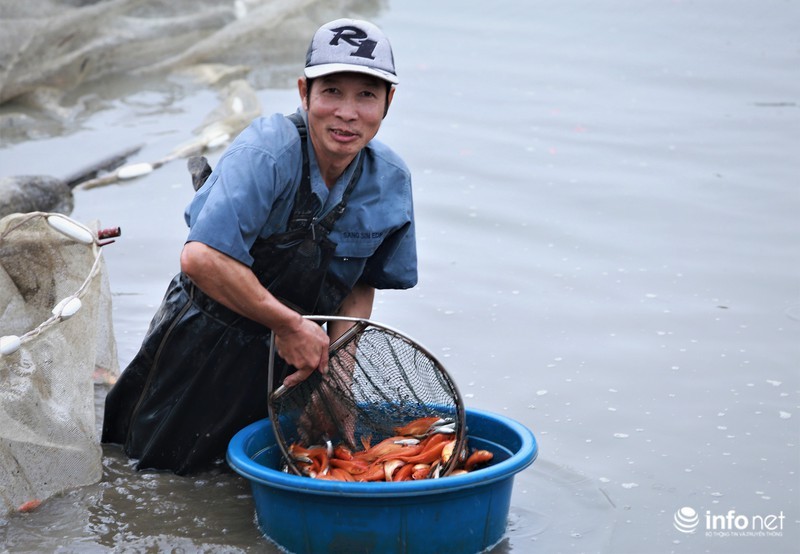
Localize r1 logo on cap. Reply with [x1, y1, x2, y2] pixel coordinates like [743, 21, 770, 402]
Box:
[329, 26, 378, 60]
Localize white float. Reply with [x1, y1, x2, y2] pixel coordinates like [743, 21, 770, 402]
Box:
[0, 335, 21, 356]
[46, 214, 94, 244]
[52, 296, 83, 320]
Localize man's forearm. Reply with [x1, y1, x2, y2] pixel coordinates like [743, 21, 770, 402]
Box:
[180, 240, 331, 380]
[179, 240, 303, 334]
[328, 283, 375, 341]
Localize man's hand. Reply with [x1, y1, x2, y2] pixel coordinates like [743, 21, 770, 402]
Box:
[275, 318, 330, 387]
[282, 282, 376, 388]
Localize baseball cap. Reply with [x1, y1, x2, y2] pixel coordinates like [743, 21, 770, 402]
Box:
[304, 19, 399, 85]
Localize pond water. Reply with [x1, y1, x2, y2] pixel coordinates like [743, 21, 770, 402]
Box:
[1, 1, 798, 552]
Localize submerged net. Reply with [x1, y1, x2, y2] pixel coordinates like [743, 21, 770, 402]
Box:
[0, 212, 119, 514]
[268, 317, 467, 476]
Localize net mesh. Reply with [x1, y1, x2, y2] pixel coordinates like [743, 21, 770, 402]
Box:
[269, 318, 467, 476]
[0, 212, 119, 514]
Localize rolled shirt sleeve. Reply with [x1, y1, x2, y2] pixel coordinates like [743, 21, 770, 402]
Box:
[184, 115, 301, 266]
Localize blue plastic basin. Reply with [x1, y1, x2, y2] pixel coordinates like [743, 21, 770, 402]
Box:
[227, 408, 537, 554]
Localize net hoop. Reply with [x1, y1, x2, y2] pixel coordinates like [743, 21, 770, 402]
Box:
[268, 316, 467, 479]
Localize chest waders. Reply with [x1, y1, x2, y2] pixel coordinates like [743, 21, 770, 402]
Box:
[101, 114, 362, 474]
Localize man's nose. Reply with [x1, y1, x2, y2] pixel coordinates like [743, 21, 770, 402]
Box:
[334, 96, 358, 120]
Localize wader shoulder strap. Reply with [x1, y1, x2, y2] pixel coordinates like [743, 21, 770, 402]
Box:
[316, 152, 363, 233]
[285, 112, 316, 232]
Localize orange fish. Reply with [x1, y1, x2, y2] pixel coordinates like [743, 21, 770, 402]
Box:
[354, 436, 418, 463]
[411, 464, 431, 480]
[464, 449, 493, 471]
[393, 463, 415, 482]
[383, 459, 406, 482]
[329, 458, 369, 475]
[17, 499, 42, 513]
[394, 416, 442, 436]
[329, 467, 356, 482]
[358, 463, 388, 482]
[396, 439, 452, 465]
[333, 444, 353, 461]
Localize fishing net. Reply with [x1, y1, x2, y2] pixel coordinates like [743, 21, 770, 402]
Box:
[268, 316, 467, 477]
[0, 212, 119, 514]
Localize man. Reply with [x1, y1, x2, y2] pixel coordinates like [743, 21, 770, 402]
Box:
[102, 18, 417, 475]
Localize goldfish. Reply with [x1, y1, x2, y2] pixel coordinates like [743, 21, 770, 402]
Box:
[17, 499, 42, 513]
[393, 416, 442, 436]
[284, 416, 494, 482]
[464, 449, 494, 471]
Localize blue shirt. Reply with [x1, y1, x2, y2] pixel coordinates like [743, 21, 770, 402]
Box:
[184, 109, 417, 291]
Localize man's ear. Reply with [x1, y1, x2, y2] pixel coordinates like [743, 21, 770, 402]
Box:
[383, 86, 395, 119]
[297, 77, 309, 110]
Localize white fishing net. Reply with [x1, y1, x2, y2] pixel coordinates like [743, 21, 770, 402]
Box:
[0, 0, 386, 144]
[0, 212, 119, 514]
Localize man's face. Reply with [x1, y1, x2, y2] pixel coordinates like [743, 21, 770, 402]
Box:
[300, 73, 394, 169]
